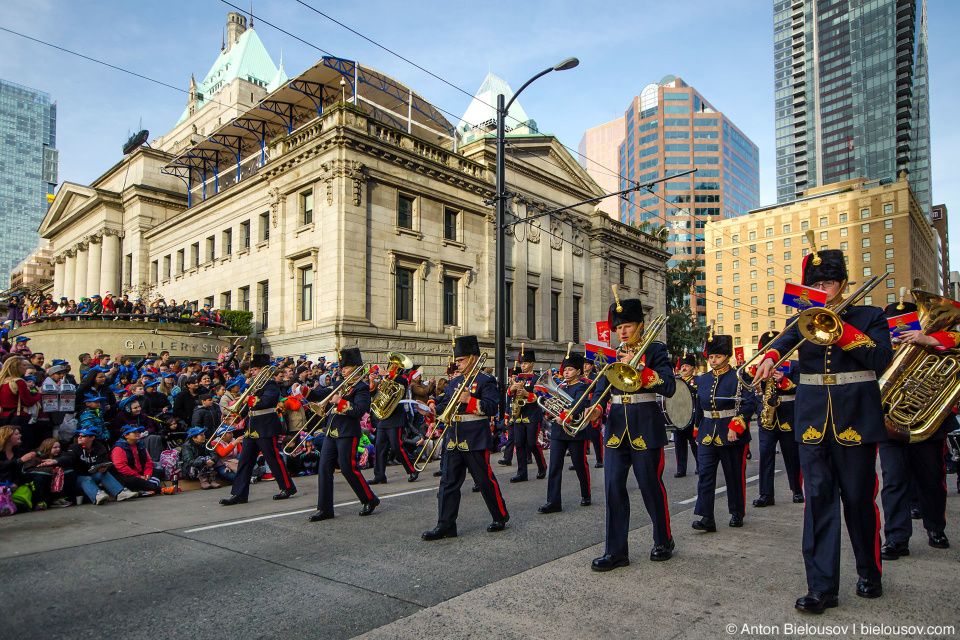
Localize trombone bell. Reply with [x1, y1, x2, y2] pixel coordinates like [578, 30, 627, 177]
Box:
[607, 363, 643, 393]
[797, 307, 843, 345]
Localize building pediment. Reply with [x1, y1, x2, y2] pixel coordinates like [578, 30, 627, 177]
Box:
[39, 183, 111, 236]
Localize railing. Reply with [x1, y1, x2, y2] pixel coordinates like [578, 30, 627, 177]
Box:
[19, 313, 231, 331]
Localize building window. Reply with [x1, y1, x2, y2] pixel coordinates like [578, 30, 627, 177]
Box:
[443, 208, 459, 241]
[884, 219, 893, 229]
[886, 278, 896, 289]
[819, 217, 828, 227]
[840, 228, 848, 237]
[861, 209, 870, 219]
[750, 283, 757, 292]
[749, 231, 756, 240]
[258, 280, 269, 330]
[783, 224, 791, 233]
[733, 273, 740, 281]
[885, 248, 894, 259]
[221, 291, 231, 310]
[865, 296, 873, 306]
[150, 260, 158, 284]
[766, 241, 774, 250]
[783, 237, 791, 247]
[768, 308, 775, 317]
[751, 296, 758, 305]
[239, 286, 250, 312]
[883, 204, 893, 215]
[767, 281, 775, 290]
[240, 221, 251, 249]
[619, 262, 627, 286]
[163, 255, 171, 279]
[863, 252, 871, 262]
[862, 238, 871, 248]
[505, 282, 513, 338]
[767, 294, 775, 302]
[300, 189, 313, 225]
[718, 313, 724, 322]
[749, 244, 756, 253]
[551, 292, 560, 342]
[223, 229, 233, 256]
[207, 235, 216, 262]
[733, 260, 739, 269]
[734, 324, 741, 333]
[784, 265, 791, 273]
[886, 263, 895, 273]
[884, 234, 893, 244]
[732, 248, 739, 256]
[839, 213, 848, 222]
[861, 223, 870, 233]
[191, 243, 200, 268]
[801, 221, 809, 230]
[732, 234, 739, 242]
[715, 238, 722, 247]
[750, 270, 757, 279]
[734, 337, 741, 346]
[887, 293, 896, 303]
[749, 258, 757, 266]
[840, 242, 848, 250]
[573, 295, 581, 344]
[765, 228, 773, 237]
[398, 193, 414, 229]
[527, 287, 537, 339]
[204, 296, 214, 309]
[259, 213, 270, 241]
[443, 276, 458, 326]
[176, 250, 185, 274]
[396, 267, 414, 322]
[863, 267, 872, 277]
[751, 309, 758, 318]
[783, 251, 791, 261]
[298, 267, 313, 322]
[819, 231, 827, 241]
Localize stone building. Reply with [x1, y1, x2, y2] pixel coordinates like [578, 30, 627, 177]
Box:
[39, 28, 668, 375]
[704, 174, 938, 356]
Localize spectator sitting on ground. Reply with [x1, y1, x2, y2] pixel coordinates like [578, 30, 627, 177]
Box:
[180, 426, 219, 489]
[110, 396, 149, 441]
[212, 428, 244, 482]
[77, 392, 109, 443]
[173, 375, 200, 425]
[219, 378, 242, 414]
[110, 426, 162, 495]
[191, 393, 220, 438]
[41, 425, 137, 505]
[0, 426, 35, 513]
[28, 438, 74, 509]
[143, 378, 171, 418]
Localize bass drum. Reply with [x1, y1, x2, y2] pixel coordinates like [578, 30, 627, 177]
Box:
[659, 379, 697, 431]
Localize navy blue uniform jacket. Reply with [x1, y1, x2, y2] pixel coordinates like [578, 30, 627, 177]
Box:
[245, 378, 284, 438]
[696, 366, 755, 447]
[435, 371, 498, 451]
[549, 379, 591, 442]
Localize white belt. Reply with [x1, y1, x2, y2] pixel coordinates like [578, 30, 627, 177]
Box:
[706, 409, 737, 419]
[799, 371, 876, 386]
[249, 408, 276, 417]
[451, 415, 488, 423]
[611, 393, 657, 404]
[779, 397, 795, 403]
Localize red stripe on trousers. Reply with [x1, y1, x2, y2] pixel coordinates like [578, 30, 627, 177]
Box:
[484, 450, 507, 517]
[271, 437, 293, 488]
[350, 437, 374, 501]
[657, 447, 672, 538]
[871, 443, 882, 576]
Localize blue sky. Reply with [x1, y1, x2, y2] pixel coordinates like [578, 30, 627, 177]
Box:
[3, 0, 959, 260]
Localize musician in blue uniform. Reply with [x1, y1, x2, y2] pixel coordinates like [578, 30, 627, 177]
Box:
[538, 349, 592, 514]
[220, 354, 297, 505]
[508, 346, 546, 483]
[691, 331, 755, 532]
[422, 335, 509, 540]
[369, 364, 419, 485]
[582, 359, 604, 468]
[754, 245, 892, 614]
[590, 297, 676, 571]
[674, 349, 700, 477]
[307, 348, 379, 522]
[753, 330, 804, 507]
[877, 300, 951, 558]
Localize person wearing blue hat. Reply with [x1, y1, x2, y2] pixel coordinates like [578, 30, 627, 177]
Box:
[181, 426, 219, 489]
[77, 392, 109, 442]
[39, 426, 137, 504]
[12, 335, 31, 355]
[143, 377, 171, 419]
[110, 424, 161, 495]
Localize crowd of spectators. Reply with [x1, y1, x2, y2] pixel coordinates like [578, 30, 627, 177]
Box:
[5, 291, 228, 327]
[0, 333, 455, 517]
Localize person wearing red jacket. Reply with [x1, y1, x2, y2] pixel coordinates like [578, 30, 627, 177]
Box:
[0, 356, 42, 448]
[110, 425, 162, 495]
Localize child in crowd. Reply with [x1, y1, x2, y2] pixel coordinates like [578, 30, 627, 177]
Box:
[180, 426, 219, 489]
[77, 393, 109, 443]
[110, 426, 162, 495]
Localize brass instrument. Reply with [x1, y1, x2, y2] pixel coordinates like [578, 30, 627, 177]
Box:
[222, 364, 277, 416]
[413, 352, 487, 472]
[283, 363, 372, 455]
[880, 289, 960, 442]
[562, 314, 668, 436]
[737, 274, 884, 388]
[535, 370, 575, 421]
[370, 352, 413, 419]
[759, 377, 780, 428]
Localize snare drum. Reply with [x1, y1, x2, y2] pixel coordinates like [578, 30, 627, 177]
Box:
[659, 379, 697, 431]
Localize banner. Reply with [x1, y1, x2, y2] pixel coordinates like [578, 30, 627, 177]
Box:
[734, 347, 745, 366]
[585, 340, 617, 365]
[887, 312, 921, 338]
[782, 282, 827, 310]
[596, 321, 611, 345]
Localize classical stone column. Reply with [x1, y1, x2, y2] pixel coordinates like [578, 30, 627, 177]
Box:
[63, 251, 76, 302]
[53, 257, 65, 299]
[86, 236, 102, 297]
[101, 232, 121, 296]
[74, 243, 88, 301]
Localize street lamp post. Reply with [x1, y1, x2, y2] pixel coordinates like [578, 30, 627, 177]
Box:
[494, 57, 578, 393]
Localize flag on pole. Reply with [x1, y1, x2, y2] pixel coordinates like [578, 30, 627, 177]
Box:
[734, 347, 745, 366]
[847, 136, 853, 152]
[596, 321, 611, 345]
[585, 340, 617, 365]
[782, 282, 828, 310]
[777, 361, 792, 373]
[886, 312, 921, 338]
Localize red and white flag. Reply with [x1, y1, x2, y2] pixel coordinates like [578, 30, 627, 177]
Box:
[847, 137, 854, 152]
[596, 321, 611, 345]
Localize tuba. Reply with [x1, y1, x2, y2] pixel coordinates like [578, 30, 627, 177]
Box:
[371, 352, 413, 419]
[535, 370, 575, 421]
[880, 290, 960, 442]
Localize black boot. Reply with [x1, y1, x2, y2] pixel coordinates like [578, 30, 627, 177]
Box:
[422, 525, 457, 541]
[359, 496, 380, 516]
[220, 494, 247, 506]
[795, 590, 839, 614]
[650, 537, 675, 562]
[273, 488, 297, 500]
[591, 554, 629, 572]
[691, 517, 717, 532]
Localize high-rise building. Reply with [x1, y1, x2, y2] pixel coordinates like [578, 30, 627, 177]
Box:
[577, 117, 624, 212]
[773, 0, 931, 217]
[0, 79, 57, 282]
[931, 203, 949, 294]
[704, 174, 937, 355]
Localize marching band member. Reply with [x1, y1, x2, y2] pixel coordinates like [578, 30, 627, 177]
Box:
[753, 330, 804, 507]
[538, 347, 591, 514]
[878, 300, 951, 558]
[590, 297, 676, 571]
[674, 349, 700, 477]
[369, 365, 419, 485]
[754, 246, 892, 614]
[422, 335, 508, 540]
[220, 354, 296, 505]
[692, 331, 755, 532]
[581, 359, 604, 468]
[308, 348, 379, 522]
[508, 346, 546, 483]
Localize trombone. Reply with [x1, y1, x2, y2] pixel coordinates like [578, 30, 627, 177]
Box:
[283, 363, 371, 455]
[736, 274, 884, 389]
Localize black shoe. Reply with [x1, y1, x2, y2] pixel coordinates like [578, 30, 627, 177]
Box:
[273, 488, 297, 500]
[308, 511, 334, 522]
[536, 470, 546, 479]
[497, 459, 512, 466]
[795, 590, 839, 614]
[793, 492, 805, 503]
[692, 518, 717, 532]
[407, 472, 419, 482]
[422, 526, 457, 541]
[509, 475, 528, 483]
[928, 531, 950, 548]
[674, 472, 686, 478]
[433, 470, 442, 477]
[591, 554, 629, 572]
[650, 537, 675, 562]
[880, 541, 909, 560]
[594, 461, 604, 468]
[753, 495, 775, 508]
[538, 502, 562, 514]
[368, 477, 386, 485]
[487, 515, 509, 532]
[359, 496, 380, 516]
[729, 515, 744, 528]
[581, 496, 592, 507]
[856, 577, 882, 599]
[471, 484, 480, 493]
[219, 494, 247, 506]
[911, 507, 922, 520]
[746, 449, 752, 460]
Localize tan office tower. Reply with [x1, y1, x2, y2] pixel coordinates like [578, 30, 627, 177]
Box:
[704, 174, 938, 356]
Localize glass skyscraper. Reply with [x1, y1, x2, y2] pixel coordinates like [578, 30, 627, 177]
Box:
[0, 79, 58, 282]
[773, 0, 931, 216]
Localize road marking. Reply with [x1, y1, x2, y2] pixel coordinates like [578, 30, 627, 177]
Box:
[182, 486, 438, 533]
[677, 470, 781, 505]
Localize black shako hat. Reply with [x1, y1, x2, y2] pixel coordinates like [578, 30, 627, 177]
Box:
[454, 335, 481, 358]
[758, 330, 780, 350]
[608, 298, 645, 329]
[884, 301, 918, 318]
[339, 348, 363, 368]
[705, 334, 734, 357]
[250, 353, 271, 368]
[802, 249, 847, 286]
[518, 348, 536, 364]
[561, 352, 586, 372]
[678, 352, 697, 367]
